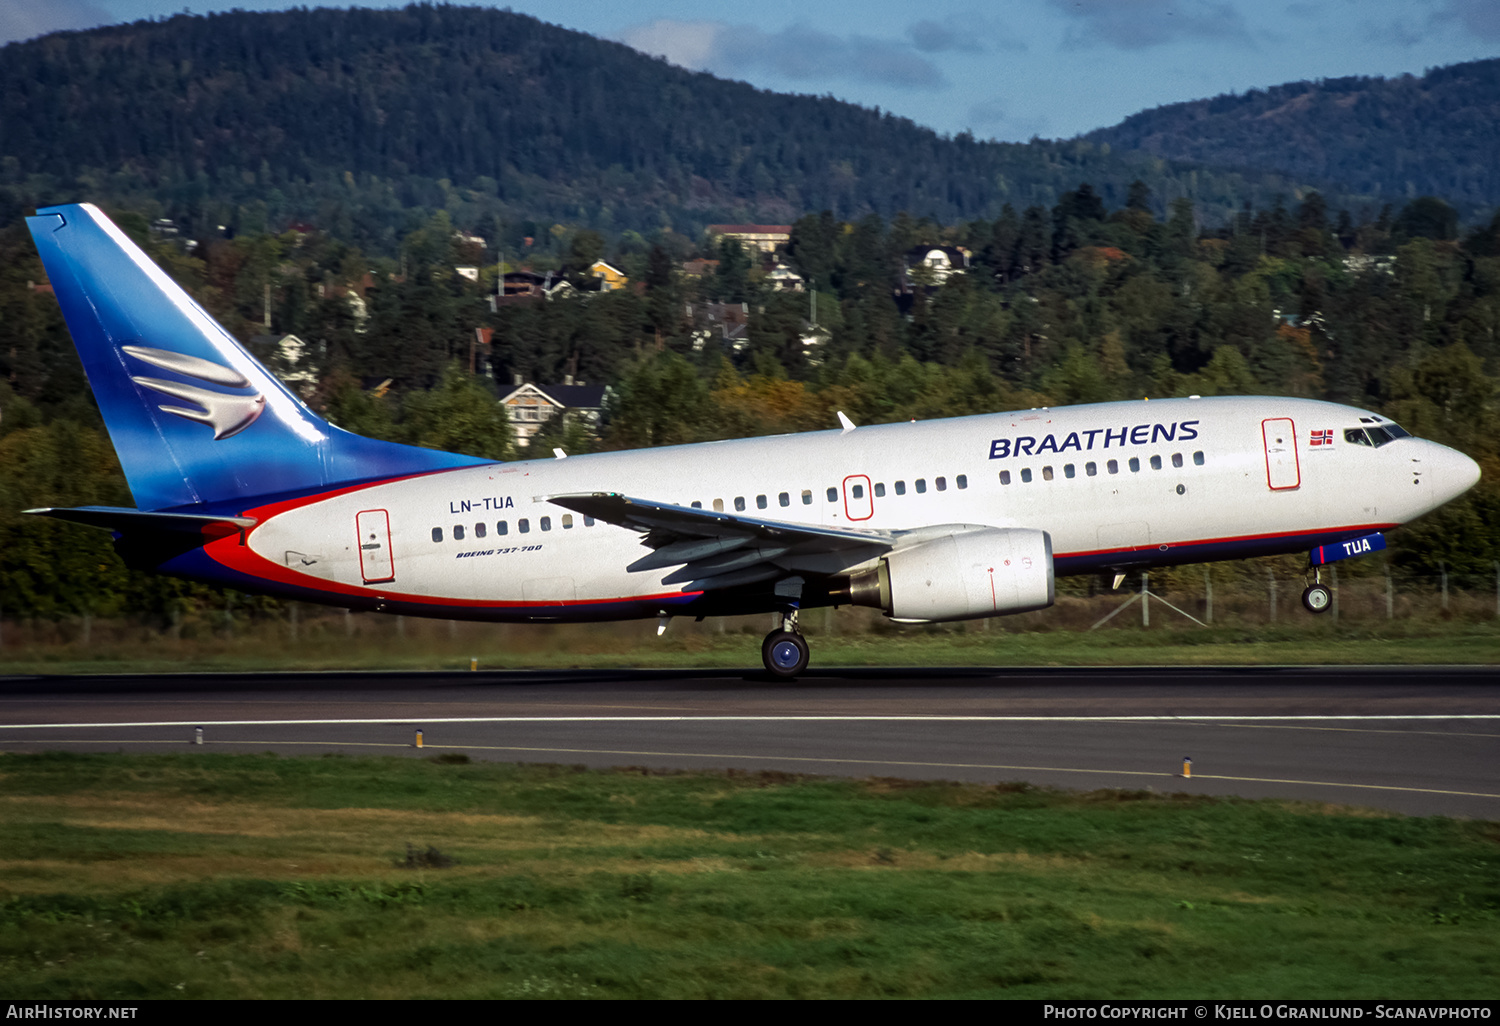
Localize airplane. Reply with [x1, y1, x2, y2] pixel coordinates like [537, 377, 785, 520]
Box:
[21, 203, 1483, 678]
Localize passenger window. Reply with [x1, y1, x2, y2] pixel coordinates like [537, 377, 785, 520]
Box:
[827, 487, 837, 502]
[1086, 462, 1097, 477]
[734, 496, 746, 512]
[1150, 455, 1162, 471]
[453, 524, 465, 541]
[1129, 458, 1141, 473]
[1020, 468, 1032, 483]
[540, 516, 552, 531]
[1193, 451, 1205, 466]
[801, 490, 813, 505]
[895, 481, 906, 495]
[713, 499, 724, 512]
[999, 470, 1011, 485]
[1172, 453, 1183, 468]
[1042, 466, 1054, 481]
[475, 522, 487, 539]
[1107, 460, 1119, 475]
[518, 519, 530, 534]
[584, 516, 595, 527]
[691, 500, 702, 509]
[497, 521, 508, 536]
[915, 479, 927, 494]
[935, 477, 947, 491]
[874, 483, 886, 497]
[852, 484, 864, 499]
[779, 492, 790, 507]
[562, 515, 573, 529]
[1064, 465, 1075, 479]
[956, 475, 967, 489]
[756, 495, 767, 509]
[431, 527, 443, 543]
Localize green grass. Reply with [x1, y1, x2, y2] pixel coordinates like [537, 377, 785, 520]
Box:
[0, 752, 1496, 998]
[2, 614, 1498, 675]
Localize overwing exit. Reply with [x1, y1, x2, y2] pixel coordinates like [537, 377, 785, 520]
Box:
[21, 204, 1482, 677]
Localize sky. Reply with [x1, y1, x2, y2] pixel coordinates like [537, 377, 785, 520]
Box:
[3, 0, 1498, 142]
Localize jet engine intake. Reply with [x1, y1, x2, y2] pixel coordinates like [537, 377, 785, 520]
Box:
[845, 528, 1054, 622]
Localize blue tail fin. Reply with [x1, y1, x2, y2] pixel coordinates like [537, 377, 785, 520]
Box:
[27, 203, 488, 511]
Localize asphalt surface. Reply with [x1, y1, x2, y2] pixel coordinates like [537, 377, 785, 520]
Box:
[1, 665, 1496, 818]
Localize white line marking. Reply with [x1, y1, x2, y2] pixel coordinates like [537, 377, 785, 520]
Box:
[2, 714, 1499, 730]
[6, 738, 1495, 800]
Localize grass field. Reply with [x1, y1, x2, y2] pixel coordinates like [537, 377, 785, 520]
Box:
[1, 610, 1498, 675]
[1, 752, 1496, 999]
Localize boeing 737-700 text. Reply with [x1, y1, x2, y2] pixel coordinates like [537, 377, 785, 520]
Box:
[22, 204, 1482, 677]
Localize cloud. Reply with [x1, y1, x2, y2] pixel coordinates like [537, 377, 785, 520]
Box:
[1048, 0, 1250, 50]
[908, 19, 983, 53]
[620, 19, 947, 90]
[965, 98, 1052, 141]
[907, 14, 1026, 54]
[1362, 16, 1428, 47]
[616, 18, 723, 71]
[1438, 0, 1500, 40]
[0, 0, 111, 45]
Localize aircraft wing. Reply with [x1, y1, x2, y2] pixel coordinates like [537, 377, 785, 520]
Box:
[541, 492, 892, 591]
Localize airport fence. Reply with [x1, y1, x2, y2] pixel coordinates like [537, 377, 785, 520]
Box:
[0, 564, 1498, 656]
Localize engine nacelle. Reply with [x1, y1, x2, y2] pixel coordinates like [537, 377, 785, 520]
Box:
[847, 528, 1054, 623]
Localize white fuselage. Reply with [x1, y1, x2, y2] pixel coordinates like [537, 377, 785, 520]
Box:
[225, 396, 1477, 620]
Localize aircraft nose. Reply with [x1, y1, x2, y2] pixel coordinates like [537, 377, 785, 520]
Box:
[1421, 441, 1481, 503]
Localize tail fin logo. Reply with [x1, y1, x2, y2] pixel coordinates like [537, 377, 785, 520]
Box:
[123, 345, 266, 440]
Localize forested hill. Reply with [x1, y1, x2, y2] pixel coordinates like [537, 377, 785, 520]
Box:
[1084, 58, 1500, 215]
[0, 4, 1313, 245]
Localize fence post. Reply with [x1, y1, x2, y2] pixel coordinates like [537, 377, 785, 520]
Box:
[1330, 565, 1339, 622]
[1204, 566, 1213, 624]
[1268, 570, 1277, 623]
[1494, 561, 1499, 619]
[289, 602, 298, 643]
[345, 608, 354, 637]
[1440, 561, 1449, 612]
[1386, 566, 1394, 620]
[1141, 572, 1150, 628]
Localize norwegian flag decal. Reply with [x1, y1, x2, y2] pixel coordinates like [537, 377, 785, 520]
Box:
[1309, 428, 1332, 447]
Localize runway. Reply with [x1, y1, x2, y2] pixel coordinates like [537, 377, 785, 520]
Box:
[1, 665, 1497, 818]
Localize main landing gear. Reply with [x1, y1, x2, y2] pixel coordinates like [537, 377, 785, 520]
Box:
[1302, 567, 1332, 614]
[762, 609, 809, 679]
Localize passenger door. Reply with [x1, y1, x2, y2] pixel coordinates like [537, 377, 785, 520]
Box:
[1262, 418, 1300, 491]
[355, 509, 395, 583]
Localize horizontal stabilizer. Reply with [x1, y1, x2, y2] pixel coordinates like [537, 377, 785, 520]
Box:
[25, 506, 257, 535]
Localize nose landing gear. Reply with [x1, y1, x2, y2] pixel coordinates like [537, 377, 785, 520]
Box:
[1302, 567, 1332, 614]
[762, 609, 809, 678]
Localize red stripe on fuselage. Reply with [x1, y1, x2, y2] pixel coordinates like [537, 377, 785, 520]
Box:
[201, 472, 703, 609]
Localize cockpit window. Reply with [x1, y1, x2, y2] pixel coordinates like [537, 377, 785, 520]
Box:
[1345, 424, 1411, 447]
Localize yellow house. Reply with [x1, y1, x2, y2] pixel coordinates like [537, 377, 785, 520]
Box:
[589, 260, 629, 292]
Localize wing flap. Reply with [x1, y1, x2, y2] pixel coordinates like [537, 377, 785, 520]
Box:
[542, 492, 894, 588]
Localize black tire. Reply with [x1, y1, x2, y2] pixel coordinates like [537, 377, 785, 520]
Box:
[1301, 584, 1333, 614]
[761, 629, 810, 679]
